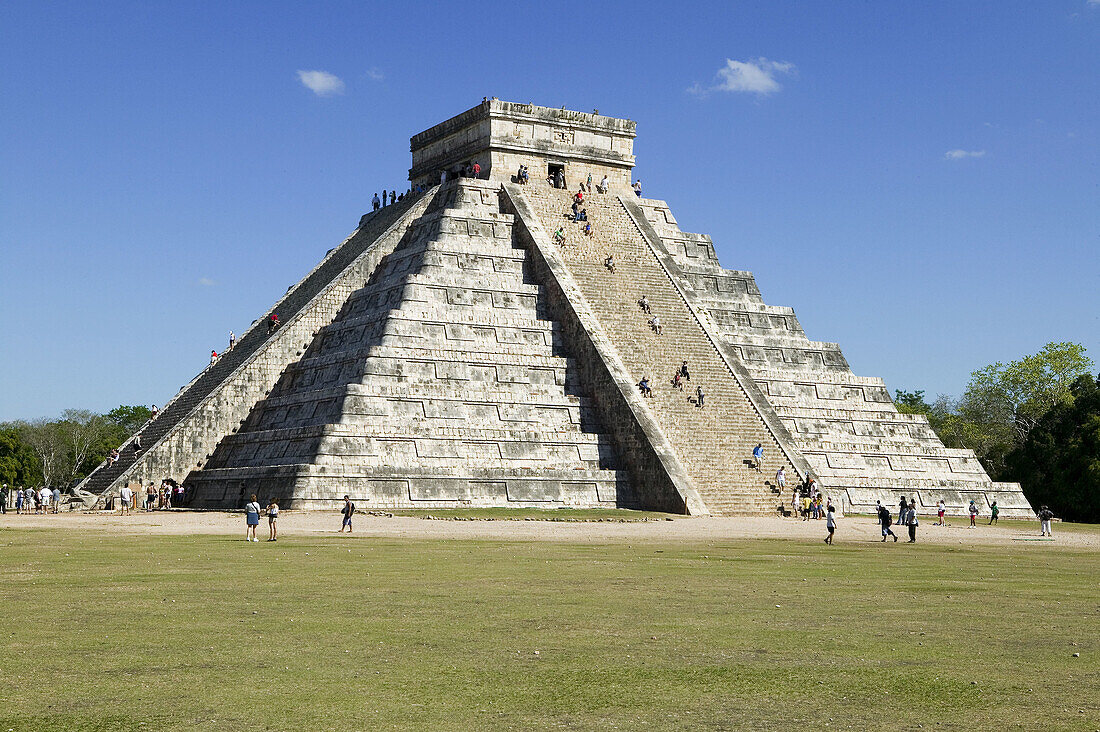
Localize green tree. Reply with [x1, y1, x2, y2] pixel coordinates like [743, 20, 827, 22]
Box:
[0, 427, 40, 487]
[893, 343, 1092, 478]
[1005, 373, 1100, 522]
[965, 342, 1093, 444]
[893, 389, 932, 414]
[106, 405, 152, 436]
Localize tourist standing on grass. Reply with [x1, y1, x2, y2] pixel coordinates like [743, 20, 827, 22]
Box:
[1037, 505, 1055, 537]
[936, 499, 946, 526]
[119, 485, 132, 516]
[52, 486, 61, 513]
[15, 487, 24, 514]
[988, 501, 999, 525]
[340, 495, 355, 533]
[906, 499, 919, 543]
[244, 494, 261, 542]
[968, 500, 979, 528]
[266, 499, 279, 541]
[897, 496, 908, 526]
[824, 505, 837, 544]
[877, 501, 898, 542]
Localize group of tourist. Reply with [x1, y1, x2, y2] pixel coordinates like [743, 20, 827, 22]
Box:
[633, 301, 705, 409]
[371, 183, 428, 212]
[243, 493, 281, 541]
[115, 480, 186, 514]
[547, 168, 611, 196]
[241, 494, 359, 541]
[3, 485, 63, 514]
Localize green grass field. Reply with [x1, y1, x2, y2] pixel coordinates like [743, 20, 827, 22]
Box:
[1, 527, 1097, 731]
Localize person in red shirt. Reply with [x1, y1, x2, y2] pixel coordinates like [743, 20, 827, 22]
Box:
[472, 162, 481, 178]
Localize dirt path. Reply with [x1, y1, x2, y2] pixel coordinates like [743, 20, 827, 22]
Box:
[1, 510, 1092, 549]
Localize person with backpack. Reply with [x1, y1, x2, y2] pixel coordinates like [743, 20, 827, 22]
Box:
[340, 495, 355, 533]
[877, 501, 898, 542]
[1037, 505, 1055, 537]
[988, 501, 999, 525]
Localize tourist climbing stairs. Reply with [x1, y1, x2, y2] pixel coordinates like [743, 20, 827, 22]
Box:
[513, 183, 798, 514]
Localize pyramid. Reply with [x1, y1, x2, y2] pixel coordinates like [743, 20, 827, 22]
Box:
[78, 100, 1033, 517]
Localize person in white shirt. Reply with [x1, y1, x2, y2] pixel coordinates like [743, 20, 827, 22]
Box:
[599, 175, 609, 194]
[824, 505, 837, 544]
[119, 485, 133, 516]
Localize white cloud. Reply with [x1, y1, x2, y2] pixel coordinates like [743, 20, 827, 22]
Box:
[296, 70, 345, 96]
[198, 277, 216, 287]
[365, 67, 384, 81]
[1088, 0, 1100, 7]
[944, 149, 986, 160]
[689, 57, 796, 97]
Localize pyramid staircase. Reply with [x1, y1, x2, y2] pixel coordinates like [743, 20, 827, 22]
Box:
[506, 183, 810, 514]
[75, 191, 439, 507]
[185, 180, 636, 509]
[632, 198, 1033, 517]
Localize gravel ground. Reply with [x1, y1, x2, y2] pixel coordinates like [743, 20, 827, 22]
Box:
[2, 509, 1091, 548]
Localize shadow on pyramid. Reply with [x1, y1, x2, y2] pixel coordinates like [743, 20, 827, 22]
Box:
[187, 181, 635, 509]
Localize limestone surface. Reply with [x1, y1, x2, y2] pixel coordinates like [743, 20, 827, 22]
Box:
[77, 100, 1033, 517]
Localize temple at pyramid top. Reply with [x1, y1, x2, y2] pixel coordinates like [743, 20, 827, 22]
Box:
[409, 99, 637, 189]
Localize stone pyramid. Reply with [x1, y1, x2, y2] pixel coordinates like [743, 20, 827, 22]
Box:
[78, 100, 1033, 517]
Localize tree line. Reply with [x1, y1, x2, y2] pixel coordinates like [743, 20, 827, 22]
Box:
[895, 342, 1097, 522]
[0, 406, 150, 490]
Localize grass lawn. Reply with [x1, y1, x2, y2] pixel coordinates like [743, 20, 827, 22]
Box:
[1, 528, 1097, 731]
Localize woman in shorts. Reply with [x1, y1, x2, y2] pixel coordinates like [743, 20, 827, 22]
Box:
[266, 499, 279, 542]
[244, 494, 261, 542]
[936, 500, 946, 526]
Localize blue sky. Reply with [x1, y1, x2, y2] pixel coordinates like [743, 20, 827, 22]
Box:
[1, 1, 1097, 420]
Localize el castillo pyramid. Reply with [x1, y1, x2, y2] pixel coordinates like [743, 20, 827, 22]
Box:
[78, 100, 1033, 517]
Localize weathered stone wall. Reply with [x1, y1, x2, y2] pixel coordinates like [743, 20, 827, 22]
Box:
[410, 100, 636, 190]
[185, 179, 639, 511]
[501, 184, 704, 514]
[79, 190, 441, 503]
[635, 197, 1035, 517]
